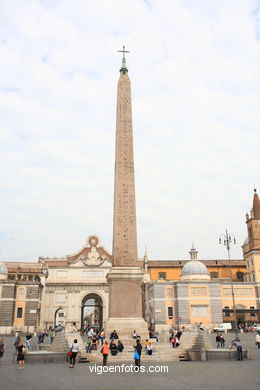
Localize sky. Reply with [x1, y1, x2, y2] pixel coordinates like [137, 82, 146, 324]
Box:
[0, 0, 259, 262]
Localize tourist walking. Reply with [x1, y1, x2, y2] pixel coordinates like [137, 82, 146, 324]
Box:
[17, 340, 26, 369]
[69, 339, 79, 368]
[255, 332, 260, 348]
[14, 336, 20, 351]
[0, 338, 5, 362]
[216, 334, 221, 348]
[230, 338, 243, 361]
[101, 340, 109, 366]
[134, 339, 143, 364]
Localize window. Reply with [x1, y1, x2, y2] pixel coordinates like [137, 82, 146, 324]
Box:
[168, 307, 173, 319]
[18, 289, 25, 297]
[236, 272, 244, 281]
[210, 272, 218, 279]
[158, 272, 166, 280]
[224, 306, 230, 317]
[250, 306, 256, 317]
[28, 275, 33, 281]
[17, 307, 23, 318]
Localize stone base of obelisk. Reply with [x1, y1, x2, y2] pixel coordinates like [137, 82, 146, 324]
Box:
[106, 266, 149, 340]
[106, 317, 148, 341]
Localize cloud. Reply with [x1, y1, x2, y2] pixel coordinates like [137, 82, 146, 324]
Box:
[0, 0, 259, 261]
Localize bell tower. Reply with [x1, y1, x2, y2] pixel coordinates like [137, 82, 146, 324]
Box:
[242, 189, 260, 282]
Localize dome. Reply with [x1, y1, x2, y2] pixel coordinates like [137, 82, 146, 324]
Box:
[0, 262, 8, 274]
[181, 260, 210, 281]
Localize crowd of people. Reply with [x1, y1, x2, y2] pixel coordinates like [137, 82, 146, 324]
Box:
[1, 322, 260, 368]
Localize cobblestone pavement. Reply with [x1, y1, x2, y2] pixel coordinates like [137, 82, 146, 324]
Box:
[0, 333, 259, 390]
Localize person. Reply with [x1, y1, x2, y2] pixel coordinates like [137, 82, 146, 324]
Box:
[169, 328, 174, 343]
[216, 333, 221, 348]
[255, 332, 260, 348]
[173, 331, 182, 348]
[14, 336, 20, 351]
[88, 327, 94, 338]
[17, 340, 25, 369]
[69, 339, 79, 368]
[199, 322, 205, 332]
[86, 337, 91, 353]
[134, 339, 143, 365]
[220, 334, 225, 348]
[25, 333, 32, 349]
[0, 338, 5, 362]
[37, 331, 43, 344]
[49, 329, 55, 345]
[99, 329, 105, 345]
[134, 347, 140, 371]
[110, 330, 119, 340]
[230, 338, 243, 361]
[146, 342, 153, 356]
[101, 340, 109, 366]
[110, 340, 118, 356]
[133, 330, 137, 339]
[144, 339, 149, 353]
[149, 330, 159, 342]
[91, 335, 98, 351]
[117, 340, 124, 352]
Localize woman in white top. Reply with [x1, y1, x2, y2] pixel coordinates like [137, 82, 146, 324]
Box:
[69, 339, 79, 367]
[256, 333, 260, 349]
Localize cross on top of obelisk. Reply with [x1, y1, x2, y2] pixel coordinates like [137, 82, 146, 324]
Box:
[118, 45, 130, 74]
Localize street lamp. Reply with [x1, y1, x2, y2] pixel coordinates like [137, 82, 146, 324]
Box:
[219, 229, 238, 339]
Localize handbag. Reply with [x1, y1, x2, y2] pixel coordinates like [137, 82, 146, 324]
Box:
[134, 350, 139, 360]
[68, 345, 73, 356]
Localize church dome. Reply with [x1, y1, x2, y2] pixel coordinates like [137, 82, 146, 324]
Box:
[181, 260, 210, 281]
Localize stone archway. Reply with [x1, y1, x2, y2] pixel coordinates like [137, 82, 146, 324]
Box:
[81, 294, 103, 330]
[54, 308, 66, 327]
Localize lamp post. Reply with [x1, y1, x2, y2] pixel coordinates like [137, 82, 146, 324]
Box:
[219, 229, 238, 339]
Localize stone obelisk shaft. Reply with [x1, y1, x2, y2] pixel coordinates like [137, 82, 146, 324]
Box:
[112, 72, 138, 266]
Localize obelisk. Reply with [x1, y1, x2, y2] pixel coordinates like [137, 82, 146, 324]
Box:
[106, 47, 148, 338]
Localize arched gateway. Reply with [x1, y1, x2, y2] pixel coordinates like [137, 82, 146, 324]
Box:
[81, 294, 103, 330]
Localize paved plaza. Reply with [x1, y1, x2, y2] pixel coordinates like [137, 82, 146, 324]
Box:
[0, 333, 260, 390]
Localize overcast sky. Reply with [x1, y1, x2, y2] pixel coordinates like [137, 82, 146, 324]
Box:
[0, 0, 259, 262]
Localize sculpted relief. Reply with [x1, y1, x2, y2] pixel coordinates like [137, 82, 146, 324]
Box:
[77, 235, 108, 267]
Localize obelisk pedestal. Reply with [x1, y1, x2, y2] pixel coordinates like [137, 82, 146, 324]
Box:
[106, 48, 148, 339]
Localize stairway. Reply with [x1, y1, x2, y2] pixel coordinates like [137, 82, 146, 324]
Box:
[51, 331, 213, 363]
[86, 332, 210, 363]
